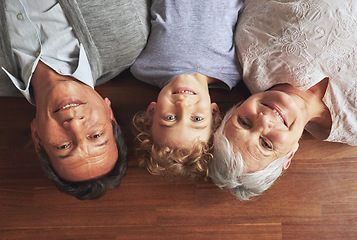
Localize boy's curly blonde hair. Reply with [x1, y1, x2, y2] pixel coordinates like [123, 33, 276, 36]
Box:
[132, 111, 222, 179]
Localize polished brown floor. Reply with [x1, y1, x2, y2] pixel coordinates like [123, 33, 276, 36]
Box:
[1, 70, 357, 240]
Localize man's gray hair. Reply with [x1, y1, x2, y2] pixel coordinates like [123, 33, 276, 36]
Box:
[209, 104, 298, 200]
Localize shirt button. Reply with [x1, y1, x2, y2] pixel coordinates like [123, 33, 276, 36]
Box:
[17, 13, 24, 21]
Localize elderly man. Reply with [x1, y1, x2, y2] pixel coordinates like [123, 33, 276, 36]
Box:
[0, 0, 149, 199]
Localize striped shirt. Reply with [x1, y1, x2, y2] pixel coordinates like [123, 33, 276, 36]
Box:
[2, 0, 93, 104]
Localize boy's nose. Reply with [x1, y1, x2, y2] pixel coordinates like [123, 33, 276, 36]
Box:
[176, 99, 194, 107]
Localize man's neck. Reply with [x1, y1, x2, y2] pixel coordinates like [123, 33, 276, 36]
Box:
[31, 61, 76, 103]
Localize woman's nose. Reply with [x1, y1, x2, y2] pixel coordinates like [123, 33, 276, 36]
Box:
[257, 112, 274, 130]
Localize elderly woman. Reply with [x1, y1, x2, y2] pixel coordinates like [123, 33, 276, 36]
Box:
[209, 0, 357, 200]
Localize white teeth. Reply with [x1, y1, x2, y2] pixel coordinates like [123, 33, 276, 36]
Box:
[176, 90, 195, 94]
[271, 108, 284, 124]
[61, 103, 79, 110]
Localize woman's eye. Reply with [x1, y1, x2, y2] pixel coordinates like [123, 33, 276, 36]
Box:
[238, 116, 250, 128]
[192, 116, 203, 122]
[164, 115, 176, 121]
[57, 143, 71, 150]
[260, 138, 273, 150]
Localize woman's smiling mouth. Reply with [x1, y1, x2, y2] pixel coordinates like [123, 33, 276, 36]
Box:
[263, 103, 288, 127]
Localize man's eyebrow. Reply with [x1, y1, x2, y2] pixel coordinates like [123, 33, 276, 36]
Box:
[96, 140, 109, 147]
[59, 154, 73, 160]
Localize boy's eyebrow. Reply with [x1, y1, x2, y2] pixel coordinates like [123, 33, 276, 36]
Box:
[159, 123, 173, 128]
[190, 124, 208, 130]
[159, 123, 208, 130]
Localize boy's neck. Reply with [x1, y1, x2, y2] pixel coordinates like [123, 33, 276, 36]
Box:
[193, 72, 220, 85]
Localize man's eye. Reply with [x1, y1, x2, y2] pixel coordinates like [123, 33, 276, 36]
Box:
[92, 133, 103, 139]
[238, 116, 250, 128]
[164, 115, 176, 121]
[192, 116, 203, 122]
[57, 143, 71, 150]
[260, 138, 273, 150]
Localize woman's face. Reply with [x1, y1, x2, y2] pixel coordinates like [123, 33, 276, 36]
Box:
[224, 90, 306, 172]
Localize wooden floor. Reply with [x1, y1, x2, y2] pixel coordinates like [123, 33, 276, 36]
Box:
[1, 70, 357, 240]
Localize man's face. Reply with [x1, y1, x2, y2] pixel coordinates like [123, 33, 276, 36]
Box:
[147, 74, 219, 147]
[224, 90, 304, 172]
[31, 80, 118, 182]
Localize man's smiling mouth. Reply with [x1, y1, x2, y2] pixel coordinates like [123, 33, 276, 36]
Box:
[54, 99, 85, 113]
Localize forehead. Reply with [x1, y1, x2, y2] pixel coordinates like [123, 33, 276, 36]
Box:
[49, 138, 118, 181]
[45, 124, 118, 181]
[224, 115, 277, 172]
[151, 122, 212, 147]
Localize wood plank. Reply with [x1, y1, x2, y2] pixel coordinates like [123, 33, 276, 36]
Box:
[1, 71, 357, 239]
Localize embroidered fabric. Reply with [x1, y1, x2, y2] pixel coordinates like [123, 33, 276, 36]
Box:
[235, 0, 357, 146]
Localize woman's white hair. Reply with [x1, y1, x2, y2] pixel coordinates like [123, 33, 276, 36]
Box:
[209, 104, 299, 200]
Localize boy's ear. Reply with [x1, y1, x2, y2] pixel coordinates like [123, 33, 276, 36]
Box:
[211, 103, 220, 113]
[145, 102, 156, 123]
[104, 97, 117, 124]
[30, 119, 41, 152]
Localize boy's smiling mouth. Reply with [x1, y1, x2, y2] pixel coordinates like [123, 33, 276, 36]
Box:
[173, 88, 196, 95]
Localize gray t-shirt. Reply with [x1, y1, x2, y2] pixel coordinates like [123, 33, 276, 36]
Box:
[131, 0, 243, 89]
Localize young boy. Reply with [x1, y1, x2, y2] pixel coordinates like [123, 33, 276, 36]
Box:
[131, 0, 243, 178]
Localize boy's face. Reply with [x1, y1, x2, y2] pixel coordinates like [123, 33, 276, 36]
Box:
[147, 74, 219, 147]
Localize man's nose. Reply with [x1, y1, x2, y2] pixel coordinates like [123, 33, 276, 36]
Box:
[62, 116, 85, 130]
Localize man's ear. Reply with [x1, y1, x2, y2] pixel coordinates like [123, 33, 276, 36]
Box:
[283, 143, 299, 170]
[30, 119, 41, 152]
[145, 102, 156, 123]
[104, 97, 117, 124]
[211, 102, 220, 113]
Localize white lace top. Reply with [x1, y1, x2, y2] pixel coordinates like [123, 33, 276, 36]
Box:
[235, 0, 357, 146]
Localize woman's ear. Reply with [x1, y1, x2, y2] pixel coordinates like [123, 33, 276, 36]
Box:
[145, 102, 156, 123]
[30, 119, 41, 152]
[283, 155, 292, 170]
[283, 143, 299, 170]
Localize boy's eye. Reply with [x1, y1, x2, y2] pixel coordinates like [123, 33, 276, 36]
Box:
[237, 116, 250, 129]
[164, 115, 176, 121]
[191, 116, 203, 122]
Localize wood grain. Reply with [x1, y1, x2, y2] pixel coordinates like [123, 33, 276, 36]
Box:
[0, 70, 356, 240]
